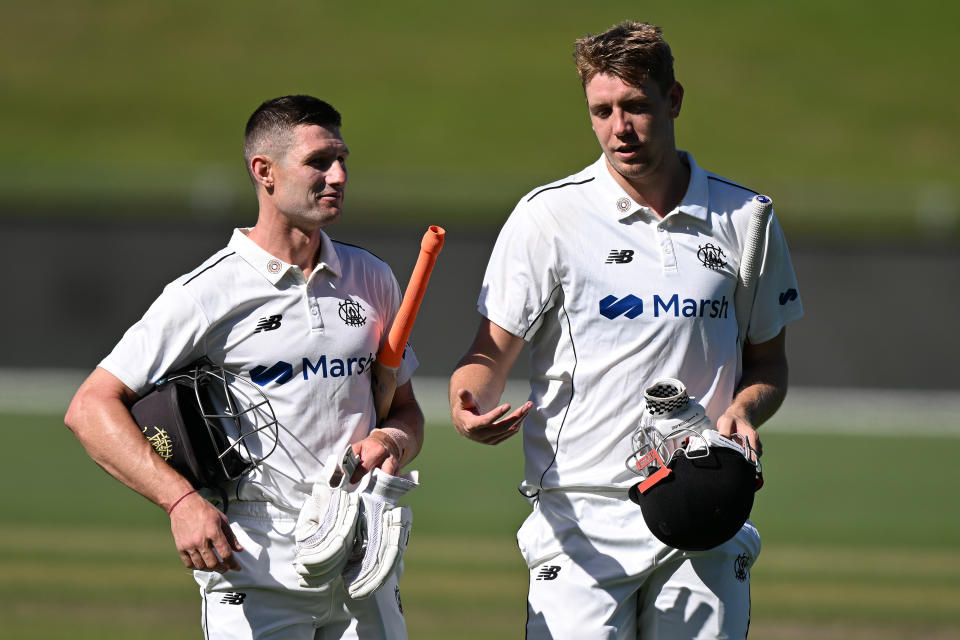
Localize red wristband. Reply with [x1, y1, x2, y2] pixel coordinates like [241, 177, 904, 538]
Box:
[167, 489, 198, 515]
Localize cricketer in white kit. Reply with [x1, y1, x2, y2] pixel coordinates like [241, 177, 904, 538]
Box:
[450, 22, 803, 639]
[66, 95, 423, 640]
[104, 229, 417, 638]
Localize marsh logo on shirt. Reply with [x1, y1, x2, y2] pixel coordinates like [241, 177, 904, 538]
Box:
[600, 294, 729, 319]
[250, 352, 376, 386]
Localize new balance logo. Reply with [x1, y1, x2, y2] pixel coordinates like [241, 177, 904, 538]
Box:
[605, 249, 634, 264]
[779, 288, 798, 305]
[536, 565, 561, 581]
[220, 592, 246, 605]
[600, 294, 644, 319]
[254, 315, 283, 333]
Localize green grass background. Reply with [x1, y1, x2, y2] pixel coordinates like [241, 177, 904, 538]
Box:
[3, 407, 959, 639]
[2, 2, 959, 637]
[2, 0, 958, 239]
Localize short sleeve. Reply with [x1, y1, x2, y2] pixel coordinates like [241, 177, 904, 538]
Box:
[477, 203, 559, 341]
[98, 283, 210, 396]
[747, 213, 804, 344]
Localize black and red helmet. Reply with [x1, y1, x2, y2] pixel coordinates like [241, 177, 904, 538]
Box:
[626, 378, 763, 551]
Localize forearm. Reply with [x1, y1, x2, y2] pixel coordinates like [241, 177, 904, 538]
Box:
[726, 328, 789, 429]
[372, 382, 424, 467]
[449, 356, 509, 414]
[64, 370, 193, 511]
[728, 360, 788, 428]
[371, 404, 423, 467]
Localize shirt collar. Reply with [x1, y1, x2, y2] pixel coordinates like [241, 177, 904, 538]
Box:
[591, 151, 710, 223]
[673, 151, 710, 222]
[228, 228, 342, 286]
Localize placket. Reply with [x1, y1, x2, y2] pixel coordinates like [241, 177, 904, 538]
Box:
[656, 222, 678, 272]
[293, 267, 325, 333]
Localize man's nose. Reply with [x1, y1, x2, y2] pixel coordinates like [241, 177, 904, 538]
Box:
[611, 110, 632, 136]
[327, 161, 347, 185]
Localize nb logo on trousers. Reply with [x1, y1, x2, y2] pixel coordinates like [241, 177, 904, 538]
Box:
[220, 592, 246, 605]
[536, 565, 561, 581]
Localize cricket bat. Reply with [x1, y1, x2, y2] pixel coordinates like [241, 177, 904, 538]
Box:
[371, 225, 446, 424]
[734, 194, 773, 344]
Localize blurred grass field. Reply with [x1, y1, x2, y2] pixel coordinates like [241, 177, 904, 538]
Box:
[2, 0, 959, 239]
[2, 402, 959, 639]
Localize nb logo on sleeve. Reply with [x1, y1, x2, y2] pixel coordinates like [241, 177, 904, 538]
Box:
[605, 249, 634, 264]
[535, 565, 562, 581]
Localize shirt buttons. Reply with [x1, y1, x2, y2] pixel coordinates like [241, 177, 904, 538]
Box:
[311, 306, 319, 315]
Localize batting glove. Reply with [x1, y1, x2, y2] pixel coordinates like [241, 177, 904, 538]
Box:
[343, 468, 419, 599]
[294, 448, 363, 588]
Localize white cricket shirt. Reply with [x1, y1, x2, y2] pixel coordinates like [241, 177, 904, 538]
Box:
[101, 228, 417, 509]
[479, 152, 803, 492]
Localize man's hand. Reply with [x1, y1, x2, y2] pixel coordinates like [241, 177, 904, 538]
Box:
[350, 381, 424, 483]
[170, 492, 243, 573]
[715, 409, 762, 458]
[351, 431, 402, 481]
[452, 388, 532, 445]
[449, 318, 529, 445]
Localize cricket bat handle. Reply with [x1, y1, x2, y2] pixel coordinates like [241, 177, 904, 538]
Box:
[379, 226, 445, 368]
[735, 195, 773, 342]
[372, 226, 445, 424]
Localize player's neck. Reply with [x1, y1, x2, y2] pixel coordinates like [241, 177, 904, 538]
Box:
[247, 216, 324, 279]
[609, 151, 690, 218]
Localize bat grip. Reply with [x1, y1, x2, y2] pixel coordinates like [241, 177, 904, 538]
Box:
[378, 226, 445, 368]
[739, 195, 772, 290]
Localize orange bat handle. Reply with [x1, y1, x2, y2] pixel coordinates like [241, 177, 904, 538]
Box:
[378, 225, 445, 368]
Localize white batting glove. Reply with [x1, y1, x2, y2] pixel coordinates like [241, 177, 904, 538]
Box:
[294, 448, 362, 588]
[343, 468, 419, 599]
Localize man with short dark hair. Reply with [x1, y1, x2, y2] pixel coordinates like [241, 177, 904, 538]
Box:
[450, 22, 803, 638]
[66, 94, 423, 639]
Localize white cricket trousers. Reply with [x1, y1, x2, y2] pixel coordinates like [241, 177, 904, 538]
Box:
[195, 500, 407, 640]
[518, 490, 761, 639]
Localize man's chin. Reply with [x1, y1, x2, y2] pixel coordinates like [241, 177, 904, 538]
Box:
[606, 155, 651, 181]
[318, 210, 341, 228]
[314, 203, 342, 226]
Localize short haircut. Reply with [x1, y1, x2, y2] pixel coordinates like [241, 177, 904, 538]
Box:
[573, 21, 675, 93]
[243, 95, 342, 181]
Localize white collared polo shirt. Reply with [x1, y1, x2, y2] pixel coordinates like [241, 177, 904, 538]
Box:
[479, 152, 802, 491]
[101, 228, 417, 508]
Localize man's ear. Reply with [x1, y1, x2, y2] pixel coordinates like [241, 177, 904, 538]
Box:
[669, 82, 684, 119]
[251, 155, 274, 190]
